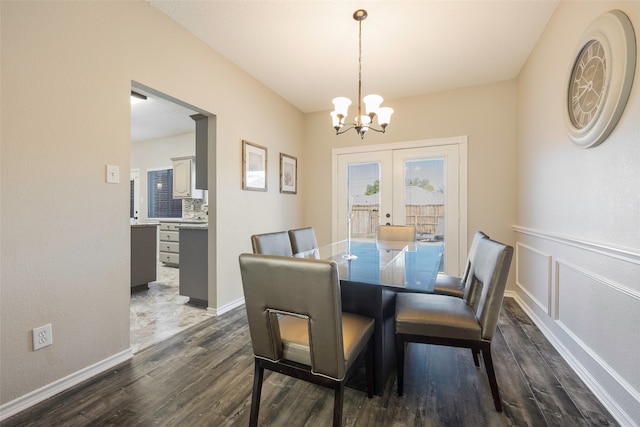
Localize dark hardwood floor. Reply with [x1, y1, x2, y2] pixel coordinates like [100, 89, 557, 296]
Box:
[2, 298, 617, 426]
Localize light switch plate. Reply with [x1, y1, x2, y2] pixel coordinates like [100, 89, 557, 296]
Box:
[106, 165, 120, 184]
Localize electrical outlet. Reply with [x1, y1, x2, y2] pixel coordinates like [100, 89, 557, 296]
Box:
[33, 324, 53, 351]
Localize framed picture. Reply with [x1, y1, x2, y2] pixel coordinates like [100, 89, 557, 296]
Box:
[242, 140, 267, 191]
[280, 153, 297, 194]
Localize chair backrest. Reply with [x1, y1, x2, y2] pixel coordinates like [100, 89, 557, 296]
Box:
[288, 227, 318, 257]
[461, 231, 489, 282]
[462, 238, 513, 341]
[239, 253, 346, 379]
[376, 225, 416, 243]
[251, 231, 293, 256]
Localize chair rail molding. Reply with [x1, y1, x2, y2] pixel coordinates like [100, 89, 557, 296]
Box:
[512, 225, 640, 265]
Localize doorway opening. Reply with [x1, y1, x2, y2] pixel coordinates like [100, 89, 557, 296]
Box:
[130, 82, 216, 353]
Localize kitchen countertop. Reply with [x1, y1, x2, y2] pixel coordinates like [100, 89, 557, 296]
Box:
[154, 218, 207, 224]
[178, 224, 208, 230]
[131, 223, 160, 228]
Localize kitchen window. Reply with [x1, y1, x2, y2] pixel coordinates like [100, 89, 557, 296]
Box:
[148, 169, 182, 218]
[130, 179, 135, 218]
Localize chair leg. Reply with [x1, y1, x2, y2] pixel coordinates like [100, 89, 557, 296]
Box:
[395, 334, 405, 396]
[471, 348, 480, 367]
[250, 359, 265, 427]
[333, 382, 344, 427]
[481, 345, 502, 412]
[365, 340, 374, 398]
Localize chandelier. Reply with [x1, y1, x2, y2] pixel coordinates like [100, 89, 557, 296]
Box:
[331, 9, 394, 139]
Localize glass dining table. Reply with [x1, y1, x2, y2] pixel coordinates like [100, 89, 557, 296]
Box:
[309, 239, 444, 292]
[299, 239, 444, 394]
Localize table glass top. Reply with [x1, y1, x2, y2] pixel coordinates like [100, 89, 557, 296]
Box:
[307, 239, 443, 292]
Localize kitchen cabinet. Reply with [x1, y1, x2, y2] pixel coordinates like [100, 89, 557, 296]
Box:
[190, 114, 208, 190]
[179, 225, 208, 305]
[131, 224, 159, 291]
[159, 222, 180, 266]
[171, 156, 203, 199]
[159, 219, 207, 267]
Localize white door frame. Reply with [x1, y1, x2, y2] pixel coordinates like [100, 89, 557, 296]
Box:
[331, 135, 468, 275]
[130, 169, 140, 223]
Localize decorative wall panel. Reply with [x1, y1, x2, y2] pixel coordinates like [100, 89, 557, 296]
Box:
[555, 259, 640, 394]
[516, 243, 552, 315]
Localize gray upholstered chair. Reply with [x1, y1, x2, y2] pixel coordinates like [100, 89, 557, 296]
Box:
[376, 225, 416, 251]
[251, 231, 293, 256]
[432, 231, 489, 298]
[395, 237, 513, 411]
[239, 253, 375, 427]
[288, 227, 319, 258]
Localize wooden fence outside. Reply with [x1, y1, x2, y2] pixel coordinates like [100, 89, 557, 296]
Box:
[351, 204, 444, 238]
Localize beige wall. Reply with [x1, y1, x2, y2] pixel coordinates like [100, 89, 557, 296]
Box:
[0, 0, 303, 411]
[515, 1, 639, 423]
[303, 80, 517, 262]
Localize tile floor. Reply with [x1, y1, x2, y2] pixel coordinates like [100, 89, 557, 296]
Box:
[129, 263, 214, 353]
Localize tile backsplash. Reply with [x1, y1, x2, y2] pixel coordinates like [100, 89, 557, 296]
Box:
[182, 198, 208, 220]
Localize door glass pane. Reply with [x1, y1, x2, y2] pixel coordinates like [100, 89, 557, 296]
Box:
[403, 159, 445, 242]
[348, 162, 380, 239]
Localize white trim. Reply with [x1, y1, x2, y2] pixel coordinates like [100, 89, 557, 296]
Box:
[515, 242, 552, 316]
[209, 297, 245, 316]
[331, 135, 468, 156]
[508, 294, 636, 427]
[458, 142, 468, 276]
[556, 258, 640, 300]
[512, 225, 640, 265]
[0, 349, 132, 421]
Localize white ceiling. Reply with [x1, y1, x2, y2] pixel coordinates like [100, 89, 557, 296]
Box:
[133, 0, 559, 142]
[130, 87, 199, 143]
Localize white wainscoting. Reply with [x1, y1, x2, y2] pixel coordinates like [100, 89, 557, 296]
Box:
[512, 226, 640, 426]
[516, 242, 552, 316]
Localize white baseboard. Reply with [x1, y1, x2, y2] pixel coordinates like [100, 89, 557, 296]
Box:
[507, 293, 636, 427]
[0, 348, 133, 422]
[208, 297, 245, 316]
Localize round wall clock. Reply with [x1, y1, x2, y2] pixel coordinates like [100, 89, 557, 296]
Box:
[565, 10, 636, 148]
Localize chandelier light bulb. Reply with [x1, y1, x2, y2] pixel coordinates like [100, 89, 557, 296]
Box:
[377, 107, 394, 127]
[363, 94, 383, 116]
[330, 111, 343, 129]
[332, 97, 351, 117]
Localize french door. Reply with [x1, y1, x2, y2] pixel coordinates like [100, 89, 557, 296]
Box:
[334, 138, 466, 275]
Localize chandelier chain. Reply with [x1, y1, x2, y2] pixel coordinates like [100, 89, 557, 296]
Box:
[357, 18, 363, 126]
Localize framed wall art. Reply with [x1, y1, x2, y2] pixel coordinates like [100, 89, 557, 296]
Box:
[242, 140, 267, 191]
[279, 153, 297, 194]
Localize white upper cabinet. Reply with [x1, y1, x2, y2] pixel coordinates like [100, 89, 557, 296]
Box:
[172, 156, 203, 199]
